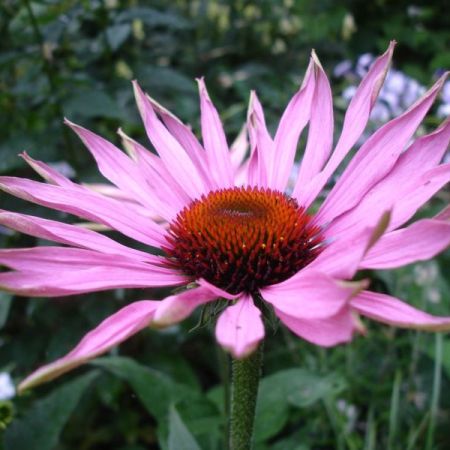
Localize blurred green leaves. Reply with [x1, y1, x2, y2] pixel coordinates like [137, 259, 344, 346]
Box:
[168, 406, 201, 450]
[93, 357, 222, 449]
[4, 371, 99, 450]
[254, 369, 346, 442]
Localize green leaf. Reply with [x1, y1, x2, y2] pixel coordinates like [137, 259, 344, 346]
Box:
[135, 66, 196, 93]
[254, 369, 346, 442]
[168, 405, 201, 450]
[92, 356, 195, 421]
[64, 90, 123, 120]
[106, 24, 131, 51]
[93, 357, 221, 449]
[116, 7, 190, 29]
[4, 371, 98, 450]
[0, 293, 12, 330]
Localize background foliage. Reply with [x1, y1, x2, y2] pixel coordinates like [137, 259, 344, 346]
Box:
[0, 0, 449, 449]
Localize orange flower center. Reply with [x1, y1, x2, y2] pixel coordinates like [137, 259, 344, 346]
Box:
[164, 187, 324, 294]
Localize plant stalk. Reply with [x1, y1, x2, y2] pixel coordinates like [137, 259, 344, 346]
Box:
[229, 345, 263, 450]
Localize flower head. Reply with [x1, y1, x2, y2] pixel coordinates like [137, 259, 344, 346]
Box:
[1, 41, 450, 392]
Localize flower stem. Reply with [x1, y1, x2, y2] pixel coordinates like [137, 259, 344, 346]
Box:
[229, 345, 263, 450]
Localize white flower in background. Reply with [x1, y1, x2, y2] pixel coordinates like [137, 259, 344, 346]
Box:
[437, 81, 450, 118]
[356, 53, 374, 77]
[336, 53, 432, 124]
[0, 373, 15, 400]
[333, 59, 352, 77]
[342, 85, 357, 102]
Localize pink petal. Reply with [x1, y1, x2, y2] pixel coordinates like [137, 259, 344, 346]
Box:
[361, 219, 450, 269]
[215, 295, 265, 359]
[0, 266, 186, 297]
[246, 91, 273, 186]
[435, 205, 450, 221]
[197, 78, 234, 188]
[294, 51, 334, 190]
[146, 95, 214, 189]
[326, 119, 450, 237]
[275, 306, 355, 347]
[198, 278, 239, 300]
[0, 177, 167, 248]
[82, 183, 139, 203]
[261, 270, 366, 319]
[309, 211, 390, 279]
[21, 152, 74, 187]
[317, 72, 447, 224]
[389, 162, 450, 231]
[270, 57, 315, 191]
[0, 210, 158, 263]
[351, 291, 450, 331]
[230, 125, 248, 169]
[66, 120, 167, 214]
[18, 300, 159, 391]
[0, 247, 169, 272]
[152, 286, 218, 327]
[296, 41, 395, 207]
[118, 128, 190, 212]
[133, 81, 207, 198]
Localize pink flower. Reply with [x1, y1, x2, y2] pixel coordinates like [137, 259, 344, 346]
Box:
[1, 42, 449, 392]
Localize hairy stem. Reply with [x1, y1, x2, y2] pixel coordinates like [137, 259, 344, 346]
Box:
[229, 345, 263, 450]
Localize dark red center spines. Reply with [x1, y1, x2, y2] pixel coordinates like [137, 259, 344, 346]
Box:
[164, 187, 324, 294]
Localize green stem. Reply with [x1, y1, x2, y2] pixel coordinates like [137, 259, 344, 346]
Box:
[425, 333, 443, 450]
[229, 345, 263, 450]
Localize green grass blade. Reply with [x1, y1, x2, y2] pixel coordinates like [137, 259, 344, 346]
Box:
[425, 333, 443, 450]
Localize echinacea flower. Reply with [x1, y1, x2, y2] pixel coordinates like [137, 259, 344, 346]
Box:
[1, 41, 450, 392]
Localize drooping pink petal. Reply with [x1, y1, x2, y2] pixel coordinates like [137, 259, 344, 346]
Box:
[152, 286, 218, 327]
[0, 210, 158, 263]
[351, 291, 450, 331]
[294, 51, 334, 190]
[0, 265, 186, 297]
[296, 41, 395, 207]
[261, 270, 366, 319]
[317, 72, 447, 224]
[270, 56, 315, 191]
[215, 295, 265, 358]
[360, 219, 450, 269]
[0, 177, 167, 248]
[0, 247, 169, 272]
[197, 77, 234, 188]
[308, 211, 390, 279]
[133, 81, 207, 199]
[246, 91, 273, 186]
[326, 119, 450, 237]
[18, 300, 159, 392]
[275, 306, 355, 347]
[198, 278, 239, 300]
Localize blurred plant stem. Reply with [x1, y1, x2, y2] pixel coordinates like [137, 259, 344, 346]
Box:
[229, 345, 263, 450]
[22, 0, 76, 165]
[425, 333, 443, 450]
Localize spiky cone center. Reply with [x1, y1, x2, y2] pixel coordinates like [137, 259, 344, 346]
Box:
[164, 187, 324, 294]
